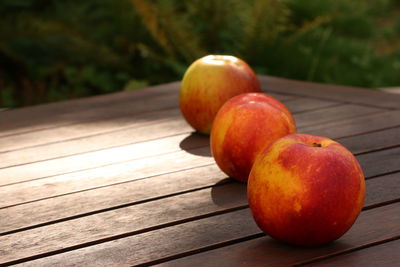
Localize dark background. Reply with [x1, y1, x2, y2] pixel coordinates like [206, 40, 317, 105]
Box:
[1, 0, 399, 108]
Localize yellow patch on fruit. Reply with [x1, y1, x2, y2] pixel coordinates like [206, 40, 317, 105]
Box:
[249, 140, 308, 221]
[294, 201, 302, 213]
[211, 108, 234, 158]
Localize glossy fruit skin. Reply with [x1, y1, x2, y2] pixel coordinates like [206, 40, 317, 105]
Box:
[210, 92, 296, 182]
[248, 133, 366, 246]
[180, 55, 261, 134]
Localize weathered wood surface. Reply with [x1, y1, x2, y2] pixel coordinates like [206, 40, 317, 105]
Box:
[0, 75, 399, 266]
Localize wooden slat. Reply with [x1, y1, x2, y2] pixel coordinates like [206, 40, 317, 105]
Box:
[1, 163, 398, 237]
[0, 130, 197, 174]
[0, 94, 300, 164]
[1, 104, 395, 185]
[282, 97, 340, 113]
[0, 86, 295, 148]
[2, 130, 399, 210]
[0, 164, 226, 234]
[336, 126, 400, 154]
[8, 203, 399, 266]
[1, 77, 399, 266]
[0, 82, 180, 137]
[0, 107, 182, 153]
[158, 204, 400, 267]
[0, 146, 213, 208]
[363, 172, 400, 207]
[260, 76, 400, 109]
[0, 113, 192, 171]
[293, 104, 381, 128]
[0, 183, 249, 264]
[357, 147, 400, 178]
[303, 239, 400, 266]
[304, 110, 400, 138]
[265, 92, 299, 102]
[0, 149, 398, 263]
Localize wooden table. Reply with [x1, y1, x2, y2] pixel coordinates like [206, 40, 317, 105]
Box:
[1, 76, 399, 266]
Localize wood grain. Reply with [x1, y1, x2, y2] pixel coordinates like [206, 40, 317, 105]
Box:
[158, 203, 400, 267]
[2, 132, 399, 210]
[0, 164, 226, 234]
[260, 76, 400, 109]
[0, 183, 249, 264]
[303, 110, 400, 139]
[1, 164, 398, 237]
[283, 97, 340, 113]
[357, 147, 400, 178]
[11, 203, 400, 266]
[1, 105, 395, 186]
[0, 146, 213, 208]
[337, 126, 400, 154]
[1, 76, 399, 266]
[0, 94, 300, 166]
[0, 88, 295, 149]
[294, 104, 382, 128]
[303, 239, 400, 266]
[0, 82, 180, 137]
[0, 107, 182, 153]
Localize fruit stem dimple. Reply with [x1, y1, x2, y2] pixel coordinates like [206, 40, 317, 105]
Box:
[312, 143, 322, 147]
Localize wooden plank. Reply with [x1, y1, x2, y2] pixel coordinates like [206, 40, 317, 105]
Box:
[304, 110, 400, 139]
[2, 119, 399, 209]
[0, 146, 213, 208]
[9, 203, 400, 266]
[1, 105, 395, 185]
[302, 239, 400, 266]
[1, 163, 398, 237]
[357, 147, 400, 178]
[3, 74, 399, 139]
[2, 74, 397, 142]
[0, 92, 298, 153]
[260, 75, 400, 109]
[2, 133, 399, 210]
[0, 107, 182, 153]
[0, 164, 226, 234]
[0, 84, 295, 143]
[0, 129, 196, 173]
[0, 82, 180, 137]
[265, 92, 299, 102]
[364, 172, 400, 207]
[157, 204, 400, 267]
[337, 126, 400, 154]
[0, 183, 250, 264]
[293, 104, 382, 128]
[0, 118, 192, 184]
[283, 97, 340, 113]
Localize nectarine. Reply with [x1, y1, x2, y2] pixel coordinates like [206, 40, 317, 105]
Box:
[180, 55, 261, 134]
[210, 93, 296, 182]
[248, 133, 366, 246]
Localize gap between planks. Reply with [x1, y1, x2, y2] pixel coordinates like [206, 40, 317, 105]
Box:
[0, 103, 384, 174]
[1, 122, 398, 190]
[295, 237, 400, 266]
[6, 202, 399, 267]
[0, 91, 301, 155]
[1, 138, 399, 211]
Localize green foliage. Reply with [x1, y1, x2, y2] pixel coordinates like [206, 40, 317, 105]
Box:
[0, 0, 399, 107]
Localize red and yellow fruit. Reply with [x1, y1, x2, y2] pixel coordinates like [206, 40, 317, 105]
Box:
[210, 92, 296, 182]
[248, 133, 366, 246]
[180, 55, 261, 134]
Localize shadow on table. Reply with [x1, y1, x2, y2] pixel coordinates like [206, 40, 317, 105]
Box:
[179, 132, 211, 157]
[210, 178, 247, 207]
[215, 237, 344, 265]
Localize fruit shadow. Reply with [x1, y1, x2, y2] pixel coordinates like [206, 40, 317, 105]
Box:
[179, 131, 212, 157]
[230, 237, 348, 264]
[210, 178, 248, 207]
